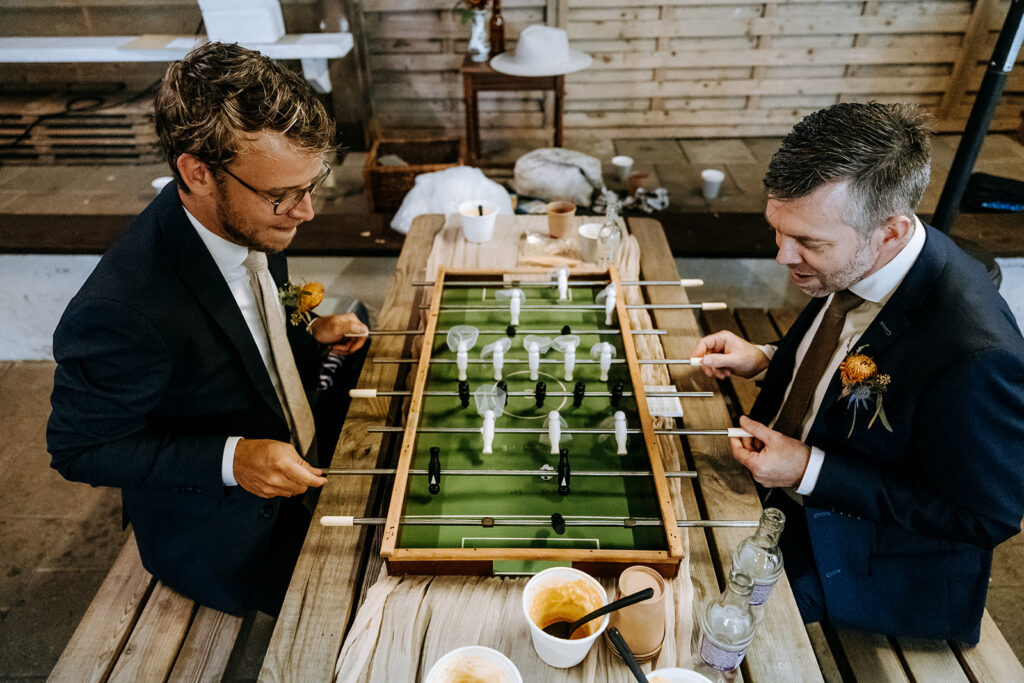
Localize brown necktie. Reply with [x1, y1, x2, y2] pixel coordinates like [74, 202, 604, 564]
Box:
[243, 251, 316, 459]
[773, 289, 863, 438]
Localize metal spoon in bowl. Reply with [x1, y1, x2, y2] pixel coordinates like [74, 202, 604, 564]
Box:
[607, 627, 650, 682]
[542, 587, 655, 639]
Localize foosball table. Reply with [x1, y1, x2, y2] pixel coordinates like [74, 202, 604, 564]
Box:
[320, 266, 749, 577]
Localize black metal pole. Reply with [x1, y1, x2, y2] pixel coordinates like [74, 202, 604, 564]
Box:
[931, 0, 1024, 234]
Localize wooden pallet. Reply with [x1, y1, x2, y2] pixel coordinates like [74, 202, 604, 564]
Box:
[0, 93, 160, 164]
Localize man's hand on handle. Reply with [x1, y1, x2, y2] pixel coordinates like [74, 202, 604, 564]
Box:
[234, 438, 327, 498]
[309, 313, 369, 356]
[729, 415, 811, 488]
[692, 330, 770, 379]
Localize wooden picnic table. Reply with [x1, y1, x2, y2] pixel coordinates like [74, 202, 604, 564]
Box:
[259, 214, 822, 681]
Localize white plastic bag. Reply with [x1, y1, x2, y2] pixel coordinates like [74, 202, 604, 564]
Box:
[390, 166, 513, 234]
[511, 148, 603, 207]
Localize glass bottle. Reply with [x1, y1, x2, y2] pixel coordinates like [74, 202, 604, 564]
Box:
[489, 0, 505, 56]
[692, 570, 757, 681]
[597, 198, 623, 265]
[731, 507, 785, 621]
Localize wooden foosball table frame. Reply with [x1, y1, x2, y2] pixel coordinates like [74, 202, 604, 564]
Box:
[381, 266, 685, 576]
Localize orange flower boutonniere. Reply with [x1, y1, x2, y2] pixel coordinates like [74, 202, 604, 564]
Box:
[278, 281, 325, 326]
[839, 345, 893, 437]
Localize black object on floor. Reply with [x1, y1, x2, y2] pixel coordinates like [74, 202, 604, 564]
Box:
[962, 173, 1024, 213]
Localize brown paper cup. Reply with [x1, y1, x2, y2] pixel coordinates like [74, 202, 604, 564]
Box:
[606, 566, 666, 662]
[546, 201, 576, 238]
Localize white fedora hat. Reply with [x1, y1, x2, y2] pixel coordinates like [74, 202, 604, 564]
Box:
[490, 25, 592, 77]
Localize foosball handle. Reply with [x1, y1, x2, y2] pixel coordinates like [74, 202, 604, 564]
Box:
[727, 428, 753, 438]
[349, 388, 377, 398]
[319, 516, 355, 527]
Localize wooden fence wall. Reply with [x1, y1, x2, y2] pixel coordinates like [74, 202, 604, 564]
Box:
[362, 0, 1024, 139]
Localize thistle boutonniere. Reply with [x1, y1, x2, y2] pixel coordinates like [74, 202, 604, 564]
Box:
[839, 345, 893, 437]
[278, 281, 325, 326]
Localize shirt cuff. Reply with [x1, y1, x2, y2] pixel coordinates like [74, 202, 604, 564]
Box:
[752, 344, 777, 381]
[222, 436, 241, 487]
[795, 446, 825, 495]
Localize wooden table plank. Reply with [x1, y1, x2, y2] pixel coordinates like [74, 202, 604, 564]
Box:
[167, 607, 243, 683]
[630, 217, 823, 683]
[896, 638, 969, 683]
[48, 534, 154, 683]
[952, 610, 1024, 682]
[107, 582, 196, 682]
[834, 629, 909, 682]
[260, 214, 445, 682]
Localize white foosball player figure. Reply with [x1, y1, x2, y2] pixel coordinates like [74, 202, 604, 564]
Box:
[598, 410, 629, 455]
[552, 334, 581, 381]
[495, 288, 526, 326]
[595, 283, 617, 326]
[590, 341, 617, 382]
[473, 383, 507, 454]
[481, 337, 512, 380]
[523, 335, 553, 381]
[552, 267, 570, 300]
[446, 325, 480, 382]
[540, 410, 571, 455]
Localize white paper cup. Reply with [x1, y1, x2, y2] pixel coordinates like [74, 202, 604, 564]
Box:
[522, 567, 608, 668]
[458, 200, 498, 243]
[700, 169, 725, 199]
[611, 155, 634, 183]
[578, 222, 602, 263]
[423, 645, 523, 683]
[648, 668, 715, 683]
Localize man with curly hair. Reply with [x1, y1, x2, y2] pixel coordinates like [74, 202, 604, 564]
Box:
[47, 42, 367, 615]
[694, 102, 1024, 643]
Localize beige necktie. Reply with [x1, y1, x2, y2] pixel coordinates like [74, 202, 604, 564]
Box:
[773, 289, 863, 438]
[243, 250, 316, 459]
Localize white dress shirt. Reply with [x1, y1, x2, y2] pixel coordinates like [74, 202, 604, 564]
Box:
[185, 208, 288, 486]
[762, 217, 926, 495]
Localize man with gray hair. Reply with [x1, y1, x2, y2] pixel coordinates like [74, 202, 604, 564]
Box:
[694, 102, 1024, 643]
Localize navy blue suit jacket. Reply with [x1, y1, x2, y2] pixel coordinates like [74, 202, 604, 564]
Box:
[47, 183, 323, 614]
[751, 226, 1024, 643]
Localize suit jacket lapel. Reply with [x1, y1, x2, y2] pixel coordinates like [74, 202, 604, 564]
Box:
[157, 186, 289, 426]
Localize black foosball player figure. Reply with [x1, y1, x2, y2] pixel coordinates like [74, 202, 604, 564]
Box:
[557, 448, 570, 496]
[428, 446, 441, 495]
[458, 380, 470, 408]
[573, 381, 586, 408]
[610, 381, 624, 408]
[535, 381, 547, 408]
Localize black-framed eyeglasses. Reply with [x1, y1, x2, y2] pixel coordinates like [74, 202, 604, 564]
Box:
[217, 162, 332, 215]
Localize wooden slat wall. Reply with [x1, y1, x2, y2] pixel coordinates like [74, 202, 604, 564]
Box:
[364, 0, 1024, 140]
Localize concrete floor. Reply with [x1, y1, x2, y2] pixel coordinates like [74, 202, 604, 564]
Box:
[1, 133, 1023, 678]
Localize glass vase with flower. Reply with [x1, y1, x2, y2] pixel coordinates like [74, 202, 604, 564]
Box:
[455, 0, 491, 61]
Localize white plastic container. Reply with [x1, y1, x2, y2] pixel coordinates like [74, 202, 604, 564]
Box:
[648, 668, 715, 683]
[458, 200, 498, 243]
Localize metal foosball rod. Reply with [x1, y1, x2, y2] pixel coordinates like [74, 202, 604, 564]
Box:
[415, 305, 729, 313]
[411, 279, 705, 288]
[373, 358, 707, 366]
[355, 328, 668, 336]
[319, 515, 757, 529]
[349, 388, 714, 399]
[365, 426, 752, 438]
[321, 467, 697, 478]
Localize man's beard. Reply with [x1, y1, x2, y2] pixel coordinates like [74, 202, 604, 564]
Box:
[216, 199, 281, 254]
[793, 237, 876, 297]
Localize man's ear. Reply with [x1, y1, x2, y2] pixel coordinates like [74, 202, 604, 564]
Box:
[878, 214, 914, 247]
[175, 154, 216, 197]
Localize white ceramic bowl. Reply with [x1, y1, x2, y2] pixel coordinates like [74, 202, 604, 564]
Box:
[423, 645, 522, 683]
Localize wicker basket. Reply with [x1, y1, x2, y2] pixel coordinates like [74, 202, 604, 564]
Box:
[363, 137, 465, 212]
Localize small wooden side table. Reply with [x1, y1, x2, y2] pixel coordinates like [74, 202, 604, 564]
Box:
[460, 55, 564, 166]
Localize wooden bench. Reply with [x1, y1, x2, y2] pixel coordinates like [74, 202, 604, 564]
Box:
[49, 532, 243, 682]
[701, 306, 1024, 683]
